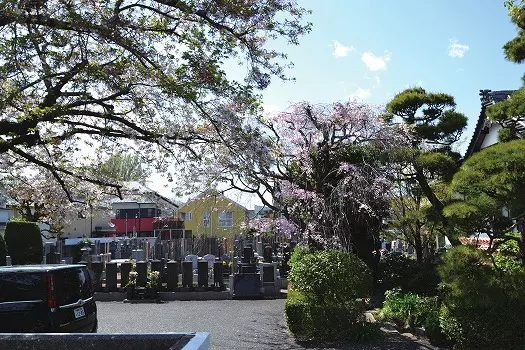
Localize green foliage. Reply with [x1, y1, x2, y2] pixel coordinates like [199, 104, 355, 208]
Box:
[380, 289, 422, 327]
[446, 140, 525, 238]
[288, 245, 311, 268]
[386, 88, 466, 146]
[288, 250, 372, 305]
[285, 290, 381, 342]
[147, 270, 161, 289]
[498, 124, 521, 142]
[376, 253, 440, 296]
[4, 221, 43, 265]
[97, 153, 149, 183]
[415, 152, 456, 179]
[0, 234, 6, 266]
[494, 238, 522, 273]
[438, 246, 525, 348]
[286, 250, 379, 342]
[379, 289, 449, 346]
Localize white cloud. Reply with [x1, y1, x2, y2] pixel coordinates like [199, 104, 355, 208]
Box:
[348, 87, 372, 100]
[448, 39, 469, 58]
[332, 40, 354, 58]
[361, 50, 391, 71]
[375, 75, 381, 86]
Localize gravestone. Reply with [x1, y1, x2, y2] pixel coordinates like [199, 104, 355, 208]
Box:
[120, 262, 132, 290]
[213, 261, 224, 290]
[232, 245, 261, 298]
[263, 245, 273, 263]
[91, 261, 104, 292]
[151, 260, 161, 272]
[182, 261, 193, 289]
[202, 254, 215, 268]
[106, 262, 118, 292]
[136, 261, 148, 287]
[184, 254, 198, 270]
[167, 260, 179, 291]
[132, 249, 145, 262]
[197, 261, 208, 289]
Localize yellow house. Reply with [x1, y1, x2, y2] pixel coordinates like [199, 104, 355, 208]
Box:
[178, 193, 249, 237]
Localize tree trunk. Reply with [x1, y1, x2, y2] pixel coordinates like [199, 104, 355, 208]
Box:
[415, 167, 460, 246]
[414, 229, 423, 263]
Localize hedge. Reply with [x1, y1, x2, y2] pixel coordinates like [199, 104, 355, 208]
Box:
[285, 290, 380, 342]
[0, 234, 6, 266]
[286, 250, 380, 342]
[4, 221, 43, 265]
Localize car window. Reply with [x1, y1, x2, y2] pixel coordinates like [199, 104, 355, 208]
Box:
[54, 268, 92, 305]
[0, 273, 46, 302]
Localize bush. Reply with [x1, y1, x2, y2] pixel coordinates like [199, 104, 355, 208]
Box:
[380, 289, 422, 328]
[288, 244, 311, 269]
[288, 250, 372, 305]
[493, 238, 521, 273]
[0, 234, 6, 266]
[4, 221, 43, 265]
[438, 246, 525, 348]
[286, 250, 378, 342]
[285, 290, 381, 342]
[376, 252, 440, 296]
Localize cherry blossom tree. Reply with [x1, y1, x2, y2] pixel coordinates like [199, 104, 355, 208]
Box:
[186, 101, 408, 268]
[0, 0, 311, 199]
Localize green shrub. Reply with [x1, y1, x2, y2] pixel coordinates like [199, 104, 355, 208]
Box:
[288, 244, 311, 269]
[4, 221, 43, 265]
[493, 238, 521, 273]
[286, 250, 378, 342]
[289, 250, 372, 305]
[438, 246, 525, 348]
[285, 290, 380, 342]
[0, 234, 6, 266]
[380, 289, 421, 327]
[376, 252, 440, 295]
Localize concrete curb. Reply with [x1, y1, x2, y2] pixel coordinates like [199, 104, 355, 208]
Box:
[160, 291, 231, 301]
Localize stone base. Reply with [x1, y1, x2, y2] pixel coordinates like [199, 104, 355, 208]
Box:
[159, 291, 231, 301]
[94, 292, 127, 302]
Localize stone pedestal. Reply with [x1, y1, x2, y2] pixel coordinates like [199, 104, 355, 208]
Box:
[136, 261, 148, 287]
[151, 260, 161, 272]
[182, 261, 193, 288]
[197, 261, 208, 289]
[106, 262, 118, 292]
[91, 261, 104, 292]
[167, 260, 179, 291]
[213, 261, 224, 290]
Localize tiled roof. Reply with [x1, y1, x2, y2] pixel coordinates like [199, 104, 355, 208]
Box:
[464, 89, 515, 159]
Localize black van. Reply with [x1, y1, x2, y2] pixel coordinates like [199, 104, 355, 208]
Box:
[0, 264, 97, 332]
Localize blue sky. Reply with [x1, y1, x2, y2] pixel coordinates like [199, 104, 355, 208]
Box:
[151, 0, 524, 205]
[261, 0, 524, 152]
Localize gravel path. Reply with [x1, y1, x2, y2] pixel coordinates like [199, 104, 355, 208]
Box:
[97, 299, 441, 350]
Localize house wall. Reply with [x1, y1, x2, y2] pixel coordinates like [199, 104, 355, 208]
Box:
[62, 213, 115, 238]
[480, 123, 501, 149]
[179, 195, 248, 237]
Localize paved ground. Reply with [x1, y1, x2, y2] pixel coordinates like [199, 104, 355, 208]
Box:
[97, 299, 441, 350]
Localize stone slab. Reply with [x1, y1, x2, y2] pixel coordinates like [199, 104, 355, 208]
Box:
[0, 332, 210, 350]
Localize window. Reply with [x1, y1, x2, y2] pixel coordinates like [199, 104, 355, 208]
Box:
[203, 212, 211, 227]
[0, 273, 45, 302]
[181, 212, 192, 221]
[218, 211, 233, 227]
